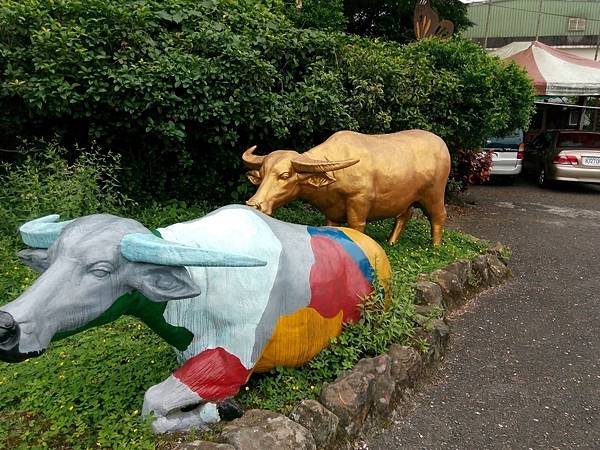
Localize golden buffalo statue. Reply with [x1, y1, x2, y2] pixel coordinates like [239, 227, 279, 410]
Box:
[243, 130, 451, 246]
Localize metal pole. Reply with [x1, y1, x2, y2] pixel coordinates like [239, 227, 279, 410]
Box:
[541, 107, 548, 130]
[535, 0, 544, 41]
[595, 25, 600, 60]
[577, 96, 587, 130]
[483, 0, 492, 49]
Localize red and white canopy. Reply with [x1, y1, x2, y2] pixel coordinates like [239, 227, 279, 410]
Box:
[492, 41, 600, 96]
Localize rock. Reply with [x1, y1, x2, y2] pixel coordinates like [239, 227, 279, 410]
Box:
[387, 344, 423, 393]
[416, 273, 431, 284]
[355, 355, 395, 417]
[221, 409, 316, 450]
[289, 400, 339, 449]
[444, 260, 472, 286]
[174, 442, 235, 450]
[471, 254, 491, 288]
[488, 241, 511, 264]
[319, 372, 371, 437]
[319, 355, 394, 437]
[414, 304, 440, 318]
[429, 269, 464, 310]
[414, 280, 443, 306]
[486, 254, 510, 283]
[423, 319, 450, 366]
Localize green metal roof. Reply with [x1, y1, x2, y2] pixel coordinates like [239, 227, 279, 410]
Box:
[463, 0, 600, 38]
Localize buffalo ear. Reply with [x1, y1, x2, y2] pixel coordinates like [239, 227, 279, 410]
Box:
[132, 265, 201, 302]
[246, 170, 262, 186]
[17, 248, 50, 273]
[299, 172, 336, 188]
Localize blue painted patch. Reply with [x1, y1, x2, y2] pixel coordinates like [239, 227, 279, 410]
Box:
[307, 227, 375, 284]
[120, 232, 267, 267]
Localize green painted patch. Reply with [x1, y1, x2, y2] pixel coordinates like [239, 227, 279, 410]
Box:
[53, 290, 194, 351]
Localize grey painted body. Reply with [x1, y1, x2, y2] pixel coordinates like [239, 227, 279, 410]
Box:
[0, 206, 325, 433]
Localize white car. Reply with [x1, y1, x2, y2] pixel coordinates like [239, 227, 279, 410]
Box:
[483, 130, 524, 183]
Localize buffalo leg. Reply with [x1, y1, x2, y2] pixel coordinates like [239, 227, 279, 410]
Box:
[325, 218, 342, 227]
[423, 199, 447, 246]
[142, 347, 250, 433]
[345, 198, 370, 233]
[142, 374, 217, 433]
[388, 207, 413, 245]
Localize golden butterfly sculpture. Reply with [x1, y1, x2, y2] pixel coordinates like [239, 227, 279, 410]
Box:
[414, 0, 454, 39]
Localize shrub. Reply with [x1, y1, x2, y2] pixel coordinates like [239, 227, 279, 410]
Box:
[451, 149, 494, 190]
[283, 0, 347, 31]
[0, 142, 134, 240]
[0, 1, 534, 199]
[0, 0, 353, 200]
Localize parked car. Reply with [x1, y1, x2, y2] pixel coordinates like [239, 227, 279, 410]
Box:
[523, 130, 600, 187]
[483, 130, 524, 183]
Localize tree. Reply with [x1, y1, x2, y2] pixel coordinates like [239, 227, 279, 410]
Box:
[283, 0, 347, 31]
[344, 0, 473, 43]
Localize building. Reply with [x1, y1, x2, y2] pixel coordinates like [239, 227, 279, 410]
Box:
[463, 0, 600, 59]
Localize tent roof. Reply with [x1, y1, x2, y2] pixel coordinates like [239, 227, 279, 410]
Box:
[492, 41, 600, 96]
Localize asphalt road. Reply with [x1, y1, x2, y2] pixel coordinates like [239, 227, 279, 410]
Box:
[361, 178, 600, 450]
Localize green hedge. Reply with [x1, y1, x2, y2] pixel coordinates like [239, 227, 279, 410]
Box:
[0, 0, 534, 200]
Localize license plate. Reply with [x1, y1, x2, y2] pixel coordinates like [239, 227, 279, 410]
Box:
[583, 156, 600, 166]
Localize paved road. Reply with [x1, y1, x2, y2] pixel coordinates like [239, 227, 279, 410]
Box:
[362, 179, 600, 450]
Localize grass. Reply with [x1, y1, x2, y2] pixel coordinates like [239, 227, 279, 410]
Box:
[0, 148, 488, 449]
[0, 204, 486, 449]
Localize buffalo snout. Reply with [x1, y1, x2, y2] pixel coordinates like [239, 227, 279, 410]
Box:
[245, 200, 272, 215]
[0, 311, 44, 363]
[0, 310, 19, 350]
[0, 310, 27, 362]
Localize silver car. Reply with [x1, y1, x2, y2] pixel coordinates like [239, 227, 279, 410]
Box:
[523, 130, 600, 187]
[483, 130, 524, 183]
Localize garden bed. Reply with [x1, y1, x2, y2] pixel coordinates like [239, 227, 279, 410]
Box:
[0, 202, 490, 450]
[0, 145, 492, 450]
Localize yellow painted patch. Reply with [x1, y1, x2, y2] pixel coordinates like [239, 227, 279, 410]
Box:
[253, 308, 344, 373]
[338, 227, 392, 305]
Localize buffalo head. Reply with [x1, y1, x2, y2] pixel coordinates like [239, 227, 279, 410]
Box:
[242, 145, 359, 215]
[0, 214, 265, 363]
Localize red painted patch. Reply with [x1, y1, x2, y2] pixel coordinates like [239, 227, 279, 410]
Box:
[308, 235, 373, 322]
[173, 348, 251, 401]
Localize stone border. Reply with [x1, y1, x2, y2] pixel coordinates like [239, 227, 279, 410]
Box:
[176, 243, 512, 450]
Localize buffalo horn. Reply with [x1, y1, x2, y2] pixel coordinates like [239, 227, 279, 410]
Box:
[242, 145, 265, 169]
[120, 233, 267, 268]
[19, 214, 75, 249]
[291, 156, 359, 173]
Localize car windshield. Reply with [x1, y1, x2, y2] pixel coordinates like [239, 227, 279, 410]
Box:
[557, 132, 600, 148]
[484, 130, 523, 148]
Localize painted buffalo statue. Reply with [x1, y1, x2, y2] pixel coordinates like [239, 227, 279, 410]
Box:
[243, 129, 451, 246]
[0, 205, 391, 433]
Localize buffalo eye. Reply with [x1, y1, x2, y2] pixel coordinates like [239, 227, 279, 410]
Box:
[279, 172, 291, 180]
[88, 262, 114, 279]
[155, 275, 175, 290]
